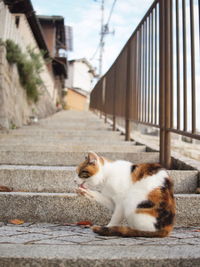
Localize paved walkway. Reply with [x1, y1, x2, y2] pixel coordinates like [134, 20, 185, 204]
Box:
[0, 223, 200, 266]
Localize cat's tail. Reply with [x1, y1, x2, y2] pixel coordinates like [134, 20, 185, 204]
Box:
[92, 225, 170, 238]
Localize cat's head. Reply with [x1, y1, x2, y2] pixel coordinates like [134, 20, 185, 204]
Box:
[75, 151, 104, 188]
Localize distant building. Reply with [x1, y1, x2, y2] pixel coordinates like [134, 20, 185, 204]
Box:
[64, 88, 88, 111]
[65, 58, 97, 110]
[37, 15, 70, 103]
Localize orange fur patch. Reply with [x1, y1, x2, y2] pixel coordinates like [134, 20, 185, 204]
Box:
[148, 188, 163, 203]
[131, 163, 162, 182]
[77, 159, 99, 178]
[163, 224, 174, 234]
[85, 164, 99, 176]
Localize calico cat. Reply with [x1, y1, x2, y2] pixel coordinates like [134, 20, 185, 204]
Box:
[75, 151, 175, 238]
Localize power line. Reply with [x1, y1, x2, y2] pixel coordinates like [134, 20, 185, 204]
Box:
[105, 0, 117, 29]
[90, 43, 100, 61]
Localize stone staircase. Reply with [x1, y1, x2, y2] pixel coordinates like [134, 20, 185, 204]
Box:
[0, 110, 200, 266]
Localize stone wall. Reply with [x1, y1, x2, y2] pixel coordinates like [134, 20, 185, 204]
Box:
[0, 1, 56, 102]
[0, 45, 56, 129]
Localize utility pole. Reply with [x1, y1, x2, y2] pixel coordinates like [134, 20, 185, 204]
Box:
[98, 0, 115, 78]
[99, 0, 104, 78]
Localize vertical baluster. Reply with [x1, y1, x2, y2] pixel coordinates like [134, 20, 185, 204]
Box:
[176, 0, 181, 130]
[182, 0, 187, 132]
[190, 0, 196, 134]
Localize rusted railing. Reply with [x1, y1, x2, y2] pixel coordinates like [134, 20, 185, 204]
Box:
[90, 0, 200, 169]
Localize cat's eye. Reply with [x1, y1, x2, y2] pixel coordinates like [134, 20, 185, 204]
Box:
[79, 170, 90, 178]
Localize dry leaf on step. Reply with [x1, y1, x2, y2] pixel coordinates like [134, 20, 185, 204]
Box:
[62, 221, 93, 227]
[9, 219, 24, 225]
[76, 221, 93, 226]
[0, 186, 13, 192]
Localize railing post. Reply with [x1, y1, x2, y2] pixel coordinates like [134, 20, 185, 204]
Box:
[112, 113, 116, 131]
[125, 42, 132, 141]
[104, 113, 107, 123]
[159, 0, 165, 166]
[102, 77, 107, 123]
[113, 66, 116, 131]
[159, 0, 172, 169]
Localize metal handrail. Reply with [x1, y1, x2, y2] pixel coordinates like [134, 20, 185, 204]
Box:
[90, 0, 200, 169]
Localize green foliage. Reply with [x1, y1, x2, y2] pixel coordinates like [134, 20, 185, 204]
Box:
[5, 40, 22, 64]
[10, 121, 17, 130]
[27, 46, 43, 72]
[5, 40, 45, 103]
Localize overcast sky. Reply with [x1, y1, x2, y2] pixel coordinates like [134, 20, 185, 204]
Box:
[31, 0, 153, 75]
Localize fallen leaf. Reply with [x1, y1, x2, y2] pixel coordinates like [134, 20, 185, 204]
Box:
[62, 221, 93, 227]
[76, 221, 93, 226]
[9, 219, 24, 225]
[62, 223, 77, 226]
[0, 186, 13, 192]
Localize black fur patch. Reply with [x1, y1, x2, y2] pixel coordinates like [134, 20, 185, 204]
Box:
[147, 164, 162, 174]
[95, 227, 110, 236]
[155, 208, 175, 230]
[131, 165, 137, 173]
[163, 178, 172, 189]
[137, 200, 155, 209]
[161, 178, 174, 197]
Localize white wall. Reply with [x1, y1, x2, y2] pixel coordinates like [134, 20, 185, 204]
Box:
[66, 60, 94, 93]
[73, 61, 93, 92]
[65, 62, 74, 89]
[0, 1, 56, 102]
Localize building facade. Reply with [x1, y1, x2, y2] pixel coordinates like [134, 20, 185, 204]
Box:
[65, 58, 96, 110]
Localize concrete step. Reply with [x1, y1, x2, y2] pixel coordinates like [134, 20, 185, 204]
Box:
[2, 130, 120, 137]
[0, 137, 126, 145]
[0, 139, 134, 146]
[0, 165, 198, 194]
[0, 135, 126, 144]
[0, 142, 137, 152]
[1, 224, 200, 267]
[29, 123, 112, 131]
[0, 224, 200, 267]
[0, 192, 199, 226]
[0, 151, 159, 166]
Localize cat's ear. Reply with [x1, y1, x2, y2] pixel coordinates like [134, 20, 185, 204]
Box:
[88, 151, 98, 164]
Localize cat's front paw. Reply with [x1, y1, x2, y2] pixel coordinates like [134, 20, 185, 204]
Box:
[76, 187, 95, 200]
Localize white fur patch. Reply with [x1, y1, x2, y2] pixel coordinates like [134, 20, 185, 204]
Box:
[127, 213, 157, 231]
